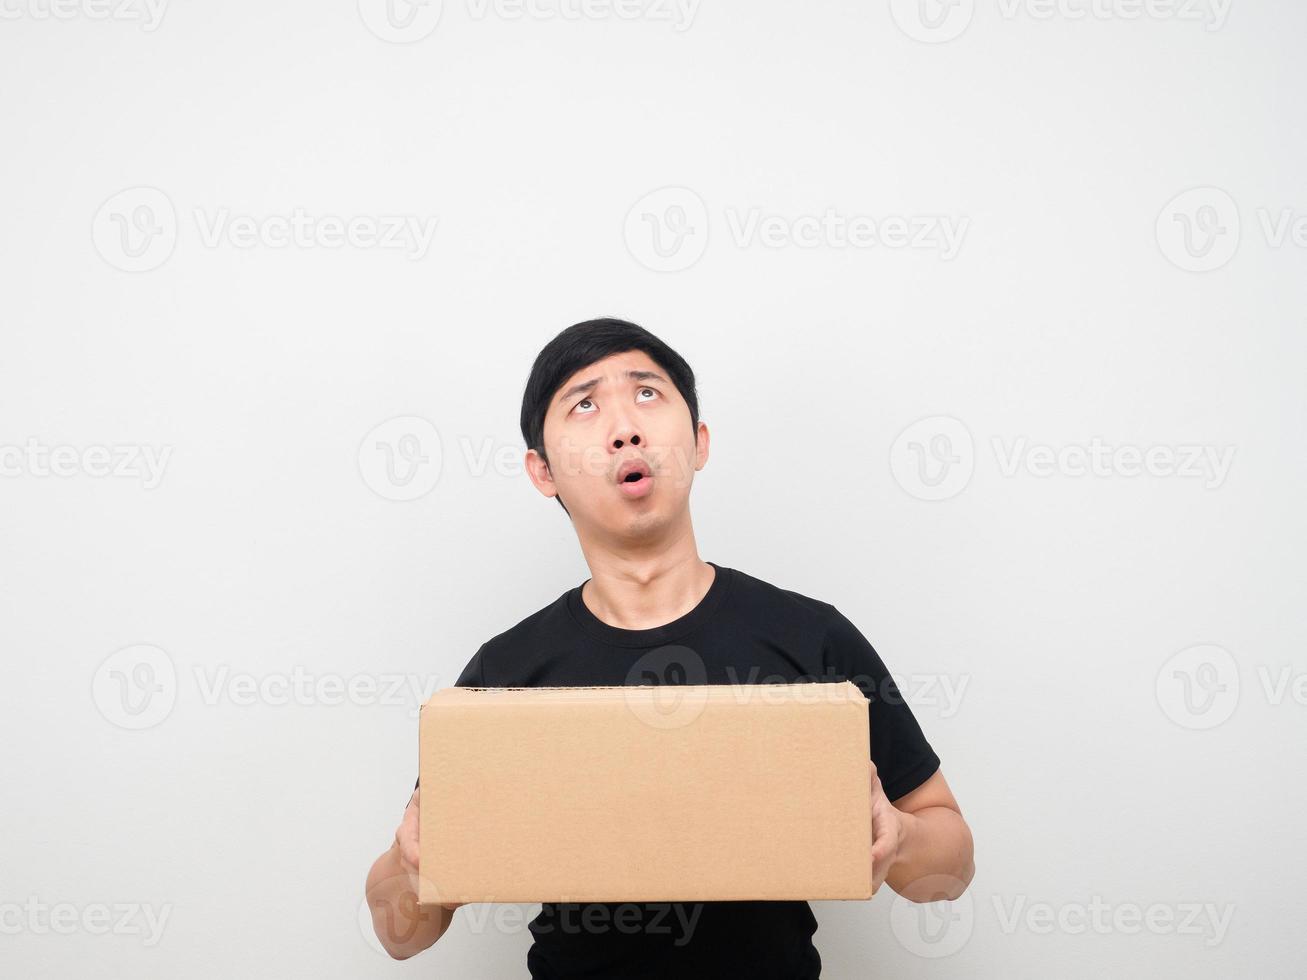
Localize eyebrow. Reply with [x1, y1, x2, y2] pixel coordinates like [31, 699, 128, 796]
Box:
[554, 369, 668, 407]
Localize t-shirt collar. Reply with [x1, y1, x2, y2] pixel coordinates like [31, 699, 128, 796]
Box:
[565, 561, 734, 648]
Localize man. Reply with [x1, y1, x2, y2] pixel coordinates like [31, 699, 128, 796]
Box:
[365, 317, 975, 977]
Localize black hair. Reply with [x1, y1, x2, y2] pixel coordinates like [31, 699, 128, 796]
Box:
[519, 317, 701, 515]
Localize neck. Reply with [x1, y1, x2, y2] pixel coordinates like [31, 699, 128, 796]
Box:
[577, 537, 715, 631]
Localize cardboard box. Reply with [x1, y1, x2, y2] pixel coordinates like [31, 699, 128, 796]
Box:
[417, 681, 872, 905]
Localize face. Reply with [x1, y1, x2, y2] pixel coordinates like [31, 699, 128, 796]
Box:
[526, 350, 709, 539]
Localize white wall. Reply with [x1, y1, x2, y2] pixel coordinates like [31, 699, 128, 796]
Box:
[1, 1, 1303, 976]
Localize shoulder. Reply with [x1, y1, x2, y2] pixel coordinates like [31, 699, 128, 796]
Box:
[727, 565, 877, 664]
[471, 587, 574, 675]
[726, 565, 845, 629]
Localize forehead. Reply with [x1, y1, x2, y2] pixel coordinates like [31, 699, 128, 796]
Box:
[552, 349, 664, 399]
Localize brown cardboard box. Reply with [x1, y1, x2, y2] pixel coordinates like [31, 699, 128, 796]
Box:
[417, 681, 872, 905]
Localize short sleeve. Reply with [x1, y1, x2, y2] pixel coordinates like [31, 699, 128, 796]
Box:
[413, 643, 490, 793]
[821, 606, 941, 803]
[454, 642, 490, 688]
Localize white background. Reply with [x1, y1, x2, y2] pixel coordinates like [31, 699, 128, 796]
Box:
[1, 0, 1304, 976]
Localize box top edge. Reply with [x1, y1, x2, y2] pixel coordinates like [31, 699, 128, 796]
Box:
[421, 680, 867, 706]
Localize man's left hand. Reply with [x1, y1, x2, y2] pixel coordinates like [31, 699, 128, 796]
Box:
[869, 760, 905, 895]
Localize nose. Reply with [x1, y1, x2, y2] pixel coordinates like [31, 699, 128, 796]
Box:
[613, 433, 641, 450]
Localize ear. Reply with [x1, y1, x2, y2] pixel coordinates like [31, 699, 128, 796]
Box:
[693, 420, 710, 471]
[524, 448, 559, 499]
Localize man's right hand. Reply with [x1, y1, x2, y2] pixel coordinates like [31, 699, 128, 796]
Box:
[396, 788, 463, 912]
[366, 786, 460, 959]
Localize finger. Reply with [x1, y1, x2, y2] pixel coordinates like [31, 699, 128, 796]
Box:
[394, 828, 417, 871]
[869, 801, 883, 892]
[400, 791, 418, 852]
[402, 831, 420, 871]
[398, 808, 421, 869]
[869, 777, 889, 837]
[869, 795, 893, 895]
[871, 849, 887, 896]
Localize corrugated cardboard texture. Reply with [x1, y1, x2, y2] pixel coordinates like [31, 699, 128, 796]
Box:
[418, 681, 871, 905]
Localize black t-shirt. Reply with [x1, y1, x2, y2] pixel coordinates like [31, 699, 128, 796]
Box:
[416, 561, 941, 980]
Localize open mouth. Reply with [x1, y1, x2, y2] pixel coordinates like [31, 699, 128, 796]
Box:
[616, 461, 654, 496]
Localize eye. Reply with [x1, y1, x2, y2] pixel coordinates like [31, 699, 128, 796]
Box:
[572, 388, 658, 416]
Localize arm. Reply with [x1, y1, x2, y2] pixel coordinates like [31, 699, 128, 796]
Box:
[363, 788, 462, 960]
[871, 766, 975, 903]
